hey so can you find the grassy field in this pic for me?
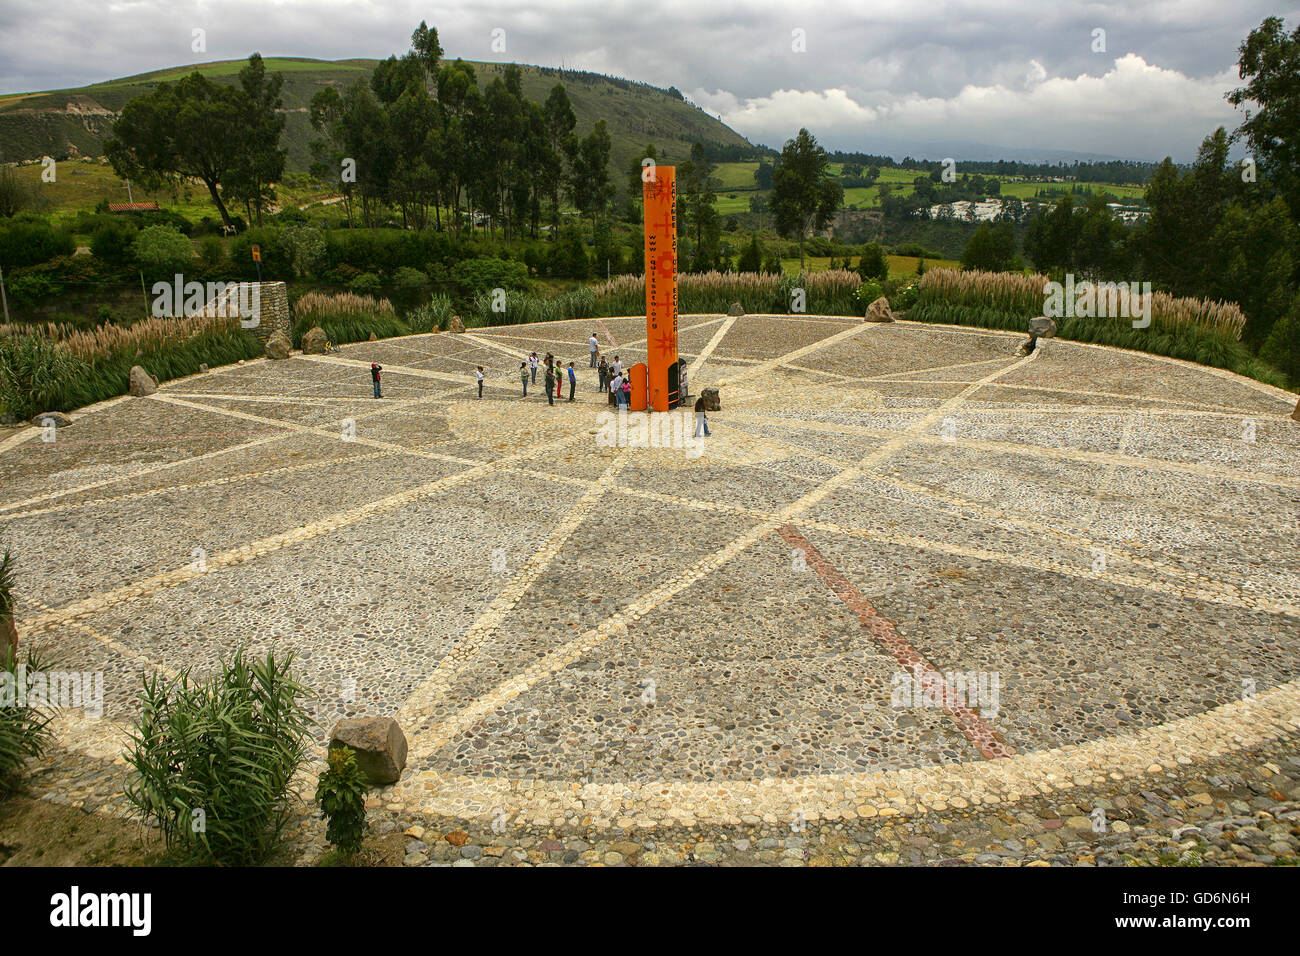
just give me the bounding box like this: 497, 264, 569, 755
996, 180, 1146, 200
9, 162, 342, 234
721, 159, 1146, 213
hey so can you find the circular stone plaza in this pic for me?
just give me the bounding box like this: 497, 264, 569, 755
3, 313, 1299, 866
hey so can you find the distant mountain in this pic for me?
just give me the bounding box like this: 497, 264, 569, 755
0, 57, 762, 190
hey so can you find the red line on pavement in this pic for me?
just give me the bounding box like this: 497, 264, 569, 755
776, 524, 1014, 760
595, 319, 619, 350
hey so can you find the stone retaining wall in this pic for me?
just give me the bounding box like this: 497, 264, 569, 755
200, 281, 291, 344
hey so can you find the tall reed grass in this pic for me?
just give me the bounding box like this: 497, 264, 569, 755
914, 269, 1248, 339
291, 291, 407, 346
910, 269, 1282, 386
0, 314, 262, 418
461, 270, 863, 326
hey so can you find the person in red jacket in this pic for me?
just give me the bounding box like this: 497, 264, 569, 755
370, 363, 382, 398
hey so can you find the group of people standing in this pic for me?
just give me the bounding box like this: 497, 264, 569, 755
459, 331, 709, 437
519, 351, 576, 406
598, 353, 633, 407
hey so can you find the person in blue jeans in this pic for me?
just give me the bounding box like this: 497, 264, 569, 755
694, 394, 711, 436
370, 363, 382, 398
520, 362, 529, 396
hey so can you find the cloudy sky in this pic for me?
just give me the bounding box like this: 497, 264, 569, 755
1, 0, 1293, 162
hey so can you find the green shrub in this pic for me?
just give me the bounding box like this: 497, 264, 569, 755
1, 317, 263, 417
393, 266, 430, 304
90, 221, 140, 268
284, 224, 327, 278
0, 643, 56, 795
125, 649, 313, 866
548, 227, 590, 279
407, 292, 456, 333
858, 243, 889, 281
737, 235, 762, 273
229, 228, 292, 280
0, 549, 13, 623
3, 269, 64, 306
893, 242, 946, 260
348, 272, 383, 297
197, 235, 226, 270
1260, 297, 1300, 388
452, 257, 529, 297
316, 747, 370, 856
0, 222, 75, 269
132, 224, 193, 277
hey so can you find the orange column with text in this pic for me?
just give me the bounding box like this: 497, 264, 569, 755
642, 165, 679, 412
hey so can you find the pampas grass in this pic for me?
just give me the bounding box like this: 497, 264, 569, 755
0, 314, 262, 418
291, 291, 407, 346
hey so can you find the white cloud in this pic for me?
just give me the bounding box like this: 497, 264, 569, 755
697, 54, 1243, 161
0, 0, 1283, 161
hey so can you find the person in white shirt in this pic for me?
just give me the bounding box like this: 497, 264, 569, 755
528, 352, 539, 384
613, 356, 623, 376
588, 334, 599, 367
610, 372, 623, 408
475, 366, 484, 399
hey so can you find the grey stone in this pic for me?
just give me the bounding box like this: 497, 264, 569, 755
302, 325, 328, 355
864, 296, 894, 323
264, 331, 292, 360
727, 302, 745, 317
449, 315, 465, 334
329, 716, 408, 785
31, 411, 73, 428
128, 365, 157, 397
1029, 316, 1057, 338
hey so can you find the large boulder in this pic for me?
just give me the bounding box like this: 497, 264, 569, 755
448, 315, 465, 334
727, 302, 745, 317
265, 331, 292, 360
31, 411, 72, 428
328, 716, 408, 786
301, 326, 328, 355
1029, 316, 1057, 338
128, 365, 157, 397
864, 296, 894, 323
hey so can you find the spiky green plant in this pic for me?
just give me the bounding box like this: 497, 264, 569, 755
125, 649, 314, 866
0, 645, 55, 794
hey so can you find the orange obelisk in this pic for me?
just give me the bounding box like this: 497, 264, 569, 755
641, 165, 680, 412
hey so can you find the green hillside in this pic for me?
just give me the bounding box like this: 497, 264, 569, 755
0, 56, 759, 189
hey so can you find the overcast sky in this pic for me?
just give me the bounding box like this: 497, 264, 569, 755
1, 1, 1294, 162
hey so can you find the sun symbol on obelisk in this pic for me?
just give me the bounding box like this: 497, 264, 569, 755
651, 329, 676, 354
655, 253, 676, 282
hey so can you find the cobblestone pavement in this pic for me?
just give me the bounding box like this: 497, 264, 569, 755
3, 315, 1297, 865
